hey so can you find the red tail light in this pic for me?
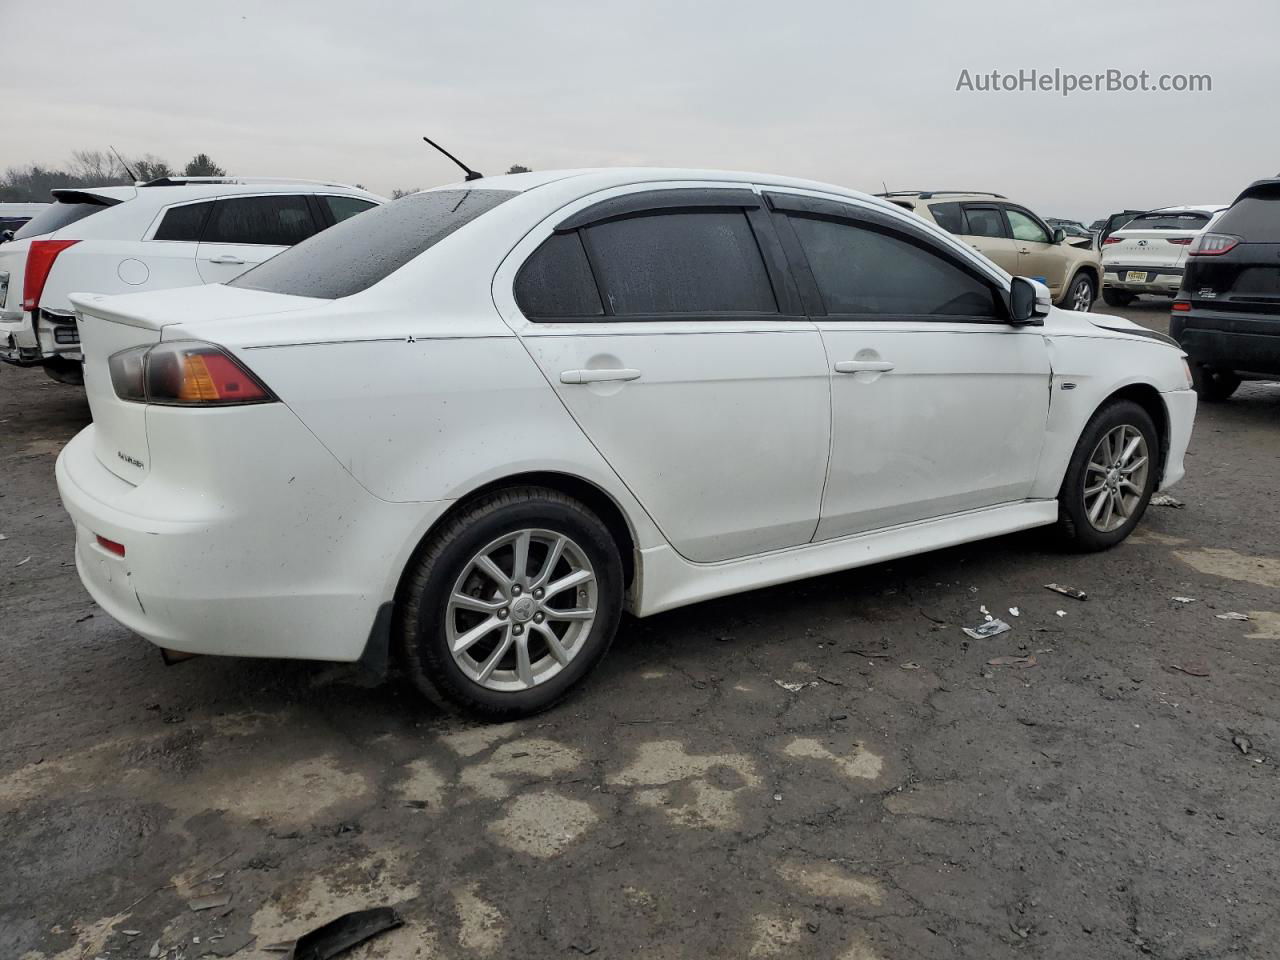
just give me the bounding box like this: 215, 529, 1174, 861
1166, 237, 1193, 245
1189, 233, 1240, 256
1172, 300, 1191, 312
22, 239, 80, 311
1102, 236, 1123, 245
107, 341, 276, 406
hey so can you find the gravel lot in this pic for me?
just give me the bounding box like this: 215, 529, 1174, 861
3, 300, 1278, 960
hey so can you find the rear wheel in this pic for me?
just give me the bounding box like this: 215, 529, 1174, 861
43, 358, 84, 385
1102, 289, 1135, 307
398, 486, 623, 719
1190, 363, 1240, 402
1056, 400, 1159, 551
1066, 273, 1096, 312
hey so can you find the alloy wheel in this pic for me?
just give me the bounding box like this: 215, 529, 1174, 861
1071, 278, 1094, 311
1083, 425, 1149, 532
446, 528, 598, 692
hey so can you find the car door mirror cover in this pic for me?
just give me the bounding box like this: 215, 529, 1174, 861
1052, 227, 1066, 244
1007, 276, 1049, 324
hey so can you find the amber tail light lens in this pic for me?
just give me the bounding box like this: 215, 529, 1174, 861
108, 341, 276, 406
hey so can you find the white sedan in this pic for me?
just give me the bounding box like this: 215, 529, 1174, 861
57, 168, 1197, 717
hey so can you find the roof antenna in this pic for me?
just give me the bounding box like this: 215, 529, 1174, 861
109, 145, 139, 183
882, 179, 889, 195
421, 135, 483, 181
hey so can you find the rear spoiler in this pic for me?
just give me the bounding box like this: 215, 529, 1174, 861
49, 190, 125, 207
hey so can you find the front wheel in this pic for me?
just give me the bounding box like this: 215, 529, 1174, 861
1065, 273, 1096, 312
1056, 400, 1159, 551
1102, 289, 1135, 308
398, 486, 624, 719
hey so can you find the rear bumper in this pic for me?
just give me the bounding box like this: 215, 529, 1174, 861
1, 312, 40, 364
55, 414, 448, 661
1159, 389, 1196, 491
1171, 310, 1280, 376
1103, 264, 1184, 295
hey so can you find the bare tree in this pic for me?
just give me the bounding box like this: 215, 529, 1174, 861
390, 187, 420, 199
68, 149, 128, 183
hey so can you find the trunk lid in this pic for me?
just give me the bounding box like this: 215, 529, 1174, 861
71, 284, 322, 484
1104, 227, 1204, 269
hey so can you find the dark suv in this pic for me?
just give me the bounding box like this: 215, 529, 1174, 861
1173, 180, 1280, 401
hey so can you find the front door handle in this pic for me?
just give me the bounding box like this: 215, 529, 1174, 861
835, 360, 895, 374
560, 368, 642, 385
207, 254, 245, 265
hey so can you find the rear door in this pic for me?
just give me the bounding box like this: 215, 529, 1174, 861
766, 192, 1051, 539
196, 194, 321, 283
139, 199, 210, 289
957, 203, 1020, 273
495, 186, 832, 563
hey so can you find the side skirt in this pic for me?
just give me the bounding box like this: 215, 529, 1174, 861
633, 500, 1058, 617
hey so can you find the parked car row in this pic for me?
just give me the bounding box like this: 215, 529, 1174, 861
0, 177, 383, 382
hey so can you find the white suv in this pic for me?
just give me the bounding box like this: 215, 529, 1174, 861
1100, 204, 1227, 306
0, 178, 384, 382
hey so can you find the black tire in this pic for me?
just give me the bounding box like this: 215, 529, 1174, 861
1065, 272, 1096, 312
1190, 363, 1240, 402
398, 486, 623, 719
43, 358, 84, 385
1056, 399, 1160, 551
1102, 289, 1135, 308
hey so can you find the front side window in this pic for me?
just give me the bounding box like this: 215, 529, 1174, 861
582, 210, 777, 315
787, 214, 996, 318
203, 195, 319, 246
962, 205, 1007, 239
323, 195, 378, 224
1006, 208, 1050, 243
154, 201, 213, 241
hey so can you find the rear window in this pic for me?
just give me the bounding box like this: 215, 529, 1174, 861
928, 202, 965, 233
1215, 189, 1280, 242
1126, 212, 1211, 230
231, 188, 516, 299
13, 197, 118, 240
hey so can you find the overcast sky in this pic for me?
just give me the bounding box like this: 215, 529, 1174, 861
5, 0, 1276, 220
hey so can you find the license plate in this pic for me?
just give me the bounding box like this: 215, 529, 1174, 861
1125, 271, 1148, 283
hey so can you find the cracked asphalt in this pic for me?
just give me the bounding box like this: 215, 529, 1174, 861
2, 300, 1279, 960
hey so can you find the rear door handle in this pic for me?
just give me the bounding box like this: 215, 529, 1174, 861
560, 368, 642, 385
834, 360, 895, 374
207, 254, 245, 265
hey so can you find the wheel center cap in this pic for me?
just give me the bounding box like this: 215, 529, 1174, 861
511, 596, 537, 623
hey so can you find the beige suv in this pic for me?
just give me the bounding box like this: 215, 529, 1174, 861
877, 191, 1102, 311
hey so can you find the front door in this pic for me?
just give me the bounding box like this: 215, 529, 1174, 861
1005, 205, 1067, 297
766, 193, 1052, 540
496, 189, 832, 563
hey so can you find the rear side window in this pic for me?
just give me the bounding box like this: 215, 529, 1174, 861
1126, 212, 1211, 230
962, 206, 1007, 239
323, 195, 378, 223
154, 201, 213, 241
14, 198, 117, 240
1215, 190, 1280, 242
582, 210, 777, 315
230, 189, 516, 299
515, 233, 604, 318
788, 214, 996, 318
203, 195, 319, 246
928, 202, 965, 233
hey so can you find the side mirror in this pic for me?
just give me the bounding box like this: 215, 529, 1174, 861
1008, 276, 1051, 324
1052, 227, 1066, 244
